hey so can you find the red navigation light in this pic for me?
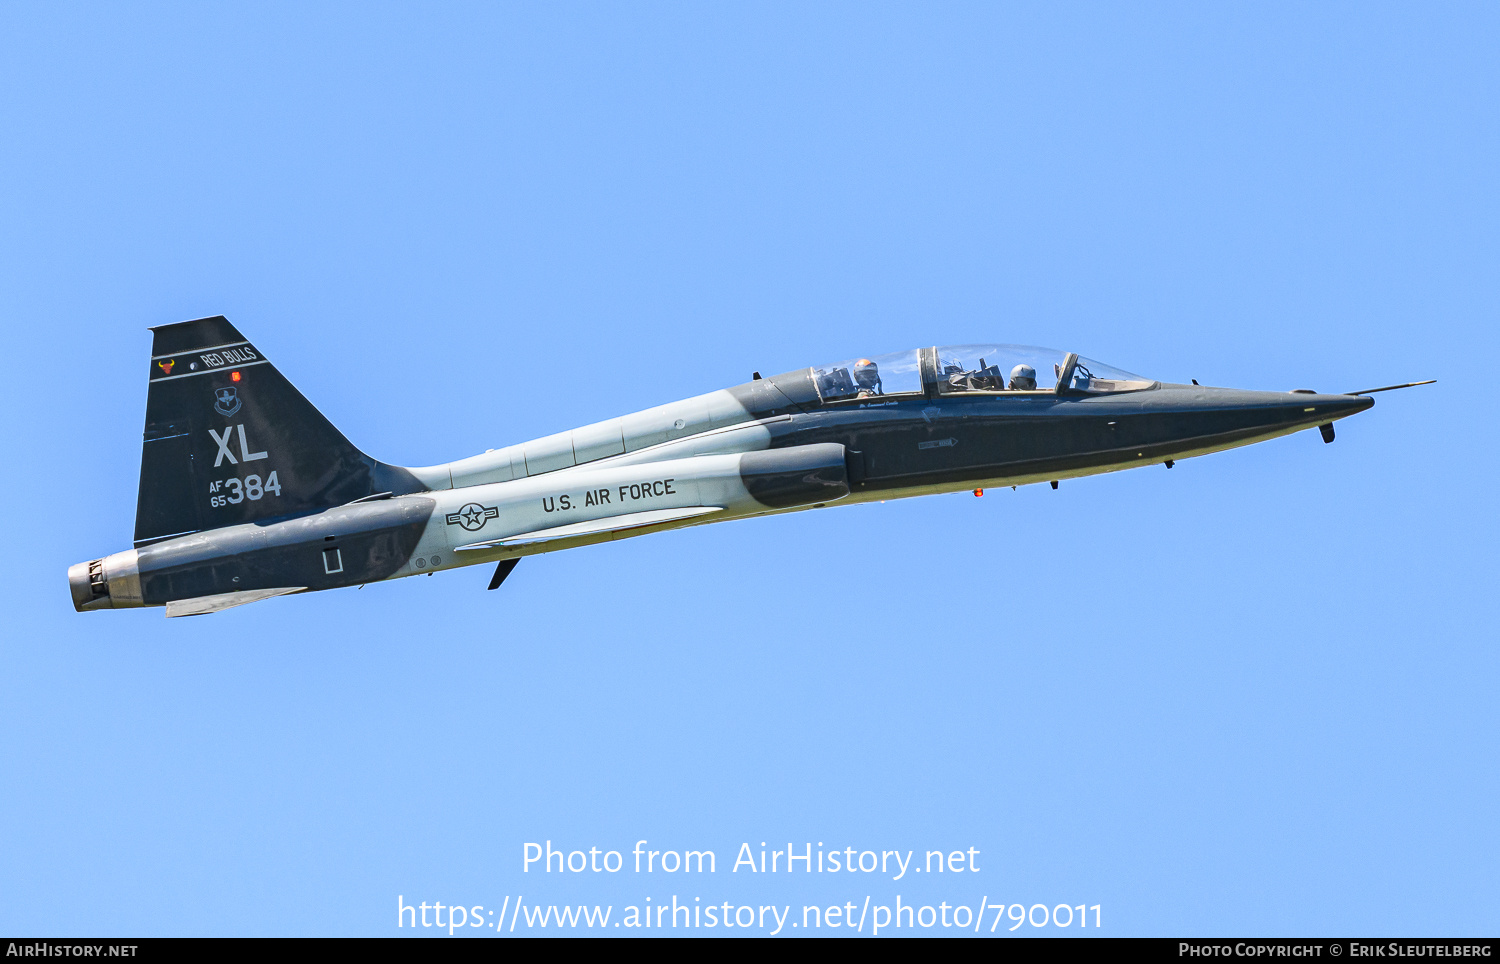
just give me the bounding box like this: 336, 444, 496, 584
973, 489, 984, 497
231, 371, 241, 382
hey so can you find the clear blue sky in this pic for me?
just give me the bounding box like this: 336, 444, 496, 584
2, 1, 1495, 937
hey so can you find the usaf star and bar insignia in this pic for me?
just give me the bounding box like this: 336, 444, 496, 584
446, 503, 500, 531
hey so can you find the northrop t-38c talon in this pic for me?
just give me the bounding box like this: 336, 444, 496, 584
69, 316, 1433, 616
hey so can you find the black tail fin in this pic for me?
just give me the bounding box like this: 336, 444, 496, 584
135, 316, 421, 547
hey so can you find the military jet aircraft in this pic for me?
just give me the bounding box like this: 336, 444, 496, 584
69, 316, 1431, 616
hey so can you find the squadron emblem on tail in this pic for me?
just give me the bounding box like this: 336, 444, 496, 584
214, 386, 241, 417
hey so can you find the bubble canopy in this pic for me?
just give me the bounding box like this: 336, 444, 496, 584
807, 345, 1155, 402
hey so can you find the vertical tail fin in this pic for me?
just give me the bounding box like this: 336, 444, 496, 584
135, 316, 421, 547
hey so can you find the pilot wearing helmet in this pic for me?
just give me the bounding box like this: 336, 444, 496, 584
1008, 364, 1037, 391
854, 358, 882, 397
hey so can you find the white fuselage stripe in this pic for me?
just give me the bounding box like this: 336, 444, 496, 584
134, 528, 201, 546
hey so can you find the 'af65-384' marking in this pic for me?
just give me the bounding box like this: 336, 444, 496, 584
209, 472, 282, 508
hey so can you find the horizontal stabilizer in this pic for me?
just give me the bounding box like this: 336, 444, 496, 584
456, 507, 724, 550
164, 586, 304, 617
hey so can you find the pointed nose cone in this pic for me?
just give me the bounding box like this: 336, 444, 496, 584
1294, 391, 1374, 423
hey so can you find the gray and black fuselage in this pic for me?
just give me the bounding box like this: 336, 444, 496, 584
70, 318, 1376, 616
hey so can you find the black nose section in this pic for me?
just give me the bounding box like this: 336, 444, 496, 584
1140, 385, 1377, 447
1314, 393, 1375, 420
1305, 394, 1371, 444
1228, 389, 1370, 423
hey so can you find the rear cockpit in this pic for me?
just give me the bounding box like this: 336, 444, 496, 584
812, 349, 923, 401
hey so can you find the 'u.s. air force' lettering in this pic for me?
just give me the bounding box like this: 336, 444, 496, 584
210, 424, 269, 467
446, 503, 500, 531
541, 479, 677, 514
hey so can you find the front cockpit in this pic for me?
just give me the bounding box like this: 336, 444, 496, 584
804, 345, 1157, 404
935, 345, 1157, 395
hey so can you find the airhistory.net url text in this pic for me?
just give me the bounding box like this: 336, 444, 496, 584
397, 895, 1101, 935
